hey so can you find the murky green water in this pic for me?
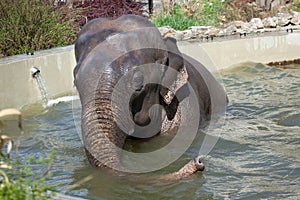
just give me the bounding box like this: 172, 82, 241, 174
2, 63, 299, 199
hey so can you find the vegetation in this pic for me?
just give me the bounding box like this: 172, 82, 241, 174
294, 0, 300, 12
0, 108, 55, 199
0, 0, 298, 56
150, 0, 299, 30
151, 0, 226, 30
70, 0, 145, 27
0, 0, 79, 56
0, 0, 146, 57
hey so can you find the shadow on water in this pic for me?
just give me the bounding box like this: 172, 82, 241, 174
2, 63, 299, 199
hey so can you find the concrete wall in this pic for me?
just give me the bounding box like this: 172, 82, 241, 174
178, 33, 300, 71
0, 46, 76, 109
1, 33, 300, 109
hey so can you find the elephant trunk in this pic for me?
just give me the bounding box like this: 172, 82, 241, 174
80, 71, 127, 170
174, 157, 205, 178
162, 158, 205, 181
78, 70, 205, 179
142, 157, 205, 182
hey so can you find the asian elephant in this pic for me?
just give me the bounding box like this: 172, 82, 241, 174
74, 15, 227, 180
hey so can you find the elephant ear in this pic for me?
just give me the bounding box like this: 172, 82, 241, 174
161, 37, 189, 105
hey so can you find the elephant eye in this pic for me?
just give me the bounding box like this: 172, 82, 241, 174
132, 71, 144, 91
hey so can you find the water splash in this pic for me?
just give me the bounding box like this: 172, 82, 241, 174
47, 96, 79, 107
31, 67, 79, 108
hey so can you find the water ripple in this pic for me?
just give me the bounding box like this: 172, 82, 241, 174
6, 63, 299, 199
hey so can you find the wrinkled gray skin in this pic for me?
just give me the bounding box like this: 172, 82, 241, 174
74, 15, 227, 179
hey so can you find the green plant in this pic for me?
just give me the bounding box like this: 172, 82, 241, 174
0, 0, 79, 56
294, 0, 300, 12
151, 0, 226, 30
151, 12, 202, 30
0, 108, 55, 199
200, 0, 225, 26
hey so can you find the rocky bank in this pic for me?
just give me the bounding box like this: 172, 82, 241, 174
158, 11, 300, 41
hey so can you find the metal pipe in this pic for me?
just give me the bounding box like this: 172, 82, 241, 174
31, 66, 40, 78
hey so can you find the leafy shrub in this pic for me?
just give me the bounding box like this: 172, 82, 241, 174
0, 153, 56, 200
69, 0, 146, 27
0, 0, 78, 56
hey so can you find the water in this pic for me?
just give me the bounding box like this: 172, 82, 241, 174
2, 63, 299, 199
33, 71, 79, 107
33, 73, 50, 107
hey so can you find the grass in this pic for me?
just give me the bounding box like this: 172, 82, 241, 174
150, 0, 226, 30
294, 0, 300, 12
151, 12, 203, 30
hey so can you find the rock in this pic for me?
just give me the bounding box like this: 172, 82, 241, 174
223, 23, 237, 35
272, 16, 279, 25
250, 18, 264, 29
158, 26, 175, 37
205, 28, 220, 36
156, 10, 298, 41
240, 22, 252, 33
217, 29, 226, 37
233, 20, 244, 29
291, 12, 300, 25
181, 29, 194, 40
189, 26, 212, 36
174, 31, 184, 40
262, 17, 277, 28
276, 13, 292, 26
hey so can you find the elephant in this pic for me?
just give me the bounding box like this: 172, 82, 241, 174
74, 15, 227, 180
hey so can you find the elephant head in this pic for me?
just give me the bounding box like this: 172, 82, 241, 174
74, 15, 208, 178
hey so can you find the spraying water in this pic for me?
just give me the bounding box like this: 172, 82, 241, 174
31, 66, 79, 107
31, 67, 50, 107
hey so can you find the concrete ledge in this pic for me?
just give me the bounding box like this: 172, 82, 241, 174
0, 46, 75, 109
1, 33, 300, 109
178, 32, 300, 71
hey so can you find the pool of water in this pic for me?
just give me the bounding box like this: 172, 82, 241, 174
2, 62, 299, 199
